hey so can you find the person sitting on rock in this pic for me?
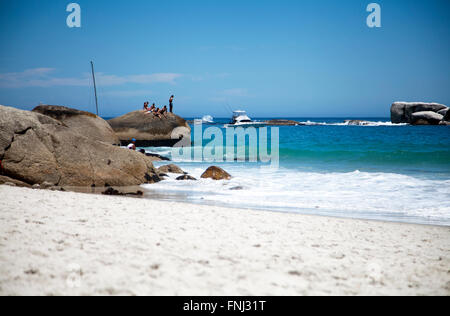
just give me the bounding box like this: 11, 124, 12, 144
127, 138, 136, 150
153, 107, 162, 119
160, 105, 168, 118
143, 102, 149, 112
146, 103, 155, 114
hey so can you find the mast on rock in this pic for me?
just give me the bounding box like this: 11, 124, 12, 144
90, 61, 99, 116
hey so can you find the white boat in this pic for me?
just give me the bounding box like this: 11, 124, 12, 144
202, 115, 214, 123
193, 115, 214, 125
231, 110, 252, 124
226, 110, 266, 127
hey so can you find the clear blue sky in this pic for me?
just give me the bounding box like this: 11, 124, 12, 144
0, 0, 449, 118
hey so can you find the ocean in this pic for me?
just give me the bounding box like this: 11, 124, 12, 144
136, 117, 450, 226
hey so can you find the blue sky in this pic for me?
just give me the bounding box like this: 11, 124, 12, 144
0, 0, 449, 118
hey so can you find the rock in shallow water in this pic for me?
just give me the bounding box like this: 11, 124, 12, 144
344, 120, 372, 126
201, 166, 232, 180
102, 187, 144, 196
176, 175, 197, 181
157, 164, 186, 174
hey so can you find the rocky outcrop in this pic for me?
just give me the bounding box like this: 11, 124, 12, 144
410, 111, 444, 125
391, 102, 448, 124
107, 111, 191, 147
0, 105, 161, 187
200, 166, 232, 180
390, 103, 407, 123
264, 119, 301, 126
157, 164, 186, 174
33, 105, 120, 145
344, 120, 372, 126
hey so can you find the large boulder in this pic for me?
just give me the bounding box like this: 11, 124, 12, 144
107, 111, 191, 147
410, 111, 444, 125
390, 102, 407, 123
391, 102, 447, 123
33, 105, 120, 145
200, 166, 232, 180
0, 105, 161, 187
157, 164, 186, 174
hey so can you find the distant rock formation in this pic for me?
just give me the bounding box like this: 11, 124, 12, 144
108, 111, 191, 147
438, 108, 449, 117
445, 108, 450, 122
344, 120, 372, 126
33, 105, 120, 145
391, 102, 448, 125
0, 105, 161, 187
264, 119, 302, 126
410, 111, 444, 125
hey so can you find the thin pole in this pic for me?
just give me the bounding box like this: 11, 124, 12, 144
90, 61, 99, 116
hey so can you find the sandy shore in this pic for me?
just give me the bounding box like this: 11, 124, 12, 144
0, 185, 449, 296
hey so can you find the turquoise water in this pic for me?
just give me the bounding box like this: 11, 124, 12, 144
277, 122, 450, 176
139, 118, 450, 226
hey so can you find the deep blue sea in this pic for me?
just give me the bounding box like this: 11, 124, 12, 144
120, 116, 450, 226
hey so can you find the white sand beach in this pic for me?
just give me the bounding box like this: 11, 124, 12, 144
0, 185, 449, 296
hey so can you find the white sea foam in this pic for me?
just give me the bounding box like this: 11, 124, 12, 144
143, 163, 450, 226
296, 121, 408, 126
213, 121, 408, 127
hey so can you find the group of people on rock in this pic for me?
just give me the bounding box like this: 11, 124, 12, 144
143, 95, 174, 119
128, 95, 176, 150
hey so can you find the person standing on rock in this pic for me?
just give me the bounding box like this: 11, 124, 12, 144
169, 95, 174, 113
